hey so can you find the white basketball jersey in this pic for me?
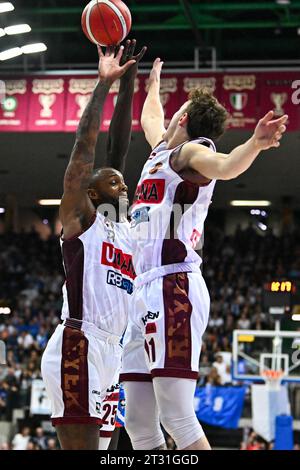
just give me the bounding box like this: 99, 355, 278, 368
130, 138, 216, 276
60, 212, 134, 336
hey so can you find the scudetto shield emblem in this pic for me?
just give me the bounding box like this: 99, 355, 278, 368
230, 93, 248, 111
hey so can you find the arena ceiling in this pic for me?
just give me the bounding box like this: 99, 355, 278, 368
0, 0, 300, 69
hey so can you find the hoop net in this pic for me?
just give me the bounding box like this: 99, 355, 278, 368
261, 370, 284, 390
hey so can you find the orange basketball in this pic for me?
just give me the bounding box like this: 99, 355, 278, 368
81, 0, 132, 46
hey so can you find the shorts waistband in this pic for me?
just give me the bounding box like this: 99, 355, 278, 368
62, 318, 121, 345
134, 263, 201, 287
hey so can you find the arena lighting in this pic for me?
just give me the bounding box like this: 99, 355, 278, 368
0, 46, 21, 61
0, 3, 14, 14
4, 24, 31, 35
276, 0, 290, 5
292, 314, 300, 321
0, 208, 5, 213
258, 222, 268, 231
38, 199, 61, 206
230, 200, 271, 207
0, 307, 11, 314
21, 43, 47, 54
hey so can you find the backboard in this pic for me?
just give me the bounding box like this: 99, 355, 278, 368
232, 329, 300, 383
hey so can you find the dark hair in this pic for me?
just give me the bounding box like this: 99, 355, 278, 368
186, 88, 228, 141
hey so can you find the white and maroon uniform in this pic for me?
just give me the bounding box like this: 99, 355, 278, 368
121, 138, 216, 382
41, 212, 134, 425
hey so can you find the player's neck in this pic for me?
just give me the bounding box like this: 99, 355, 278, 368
166, 130, 188, 150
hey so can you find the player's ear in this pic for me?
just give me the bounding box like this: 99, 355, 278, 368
87, 188, 98, 200
179, 112, 188, 127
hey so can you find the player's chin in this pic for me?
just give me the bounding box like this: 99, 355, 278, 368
118, 192, 129, 202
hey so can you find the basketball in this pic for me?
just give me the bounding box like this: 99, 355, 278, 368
81, 0, 132, 46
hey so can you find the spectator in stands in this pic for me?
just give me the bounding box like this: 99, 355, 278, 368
237, 310, 251, 330
3, 367, 19, 420
1, 223, 300, 449
0, 442, 10, 450
0, 380, 7, 419
46, 437, 58, 450
11, 426, 31, 450
212, 354, 231, 385
32, 426, 47, 450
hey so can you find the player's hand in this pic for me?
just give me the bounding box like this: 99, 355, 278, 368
120, 39, 147, 82
148, 58, 164, 86
97, 45, 136, 84
253, 111, 288, 150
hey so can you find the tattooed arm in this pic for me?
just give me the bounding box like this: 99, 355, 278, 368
105, 40, 146, 173
59, 45, 136, 239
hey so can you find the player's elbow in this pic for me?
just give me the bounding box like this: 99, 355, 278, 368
215, 160, 241, 181
141, 115, 156, 131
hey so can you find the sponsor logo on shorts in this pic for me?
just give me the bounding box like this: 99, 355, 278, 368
106, 270, 133, 295
145, 322, 157, 334
142, 310, 160, 326
106, 383, 120, 394
61, 329, 89, 416
92, 390, 101, 395
96, 402, 101, 414
130, 206, 150, 228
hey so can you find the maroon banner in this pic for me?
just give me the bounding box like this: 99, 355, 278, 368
181, 74, 219, 101
0, 78, 29, 131
27, 78, 66, 132
260, 72, 300, 132
220, 73, 259, 129
64, 76, 96, 132
0, 71, 299, 133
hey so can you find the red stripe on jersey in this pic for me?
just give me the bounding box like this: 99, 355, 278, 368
62, 238, 84, 320
119, 373, 152, 382
52, 416, 102, 426
163, 273, 193, 370
99, 430, 113, 438
61, 327, 90, 419
151, 368, 199, 380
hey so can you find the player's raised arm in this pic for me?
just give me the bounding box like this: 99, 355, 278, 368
106, 40, 146, 173
60, 45, 136, 237
141, 58, 166, 149
183, 111, 288, 181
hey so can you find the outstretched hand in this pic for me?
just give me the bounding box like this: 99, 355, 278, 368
120, 39, 147, 81
148, 58, 164, 86
254, 111, 288, 151
97, 45, 136, 84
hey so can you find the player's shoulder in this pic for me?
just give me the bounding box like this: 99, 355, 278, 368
181, 141, 214, 159
152, 140, 168, 153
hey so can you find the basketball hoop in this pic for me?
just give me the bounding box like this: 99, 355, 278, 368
261, 369, 284, 390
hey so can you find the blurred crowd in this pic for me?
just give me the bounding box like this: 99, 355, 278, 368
0, 222, 299, 449
199, 223, 300, 386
